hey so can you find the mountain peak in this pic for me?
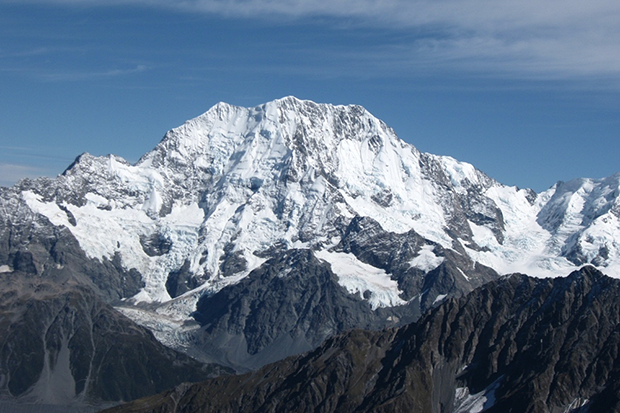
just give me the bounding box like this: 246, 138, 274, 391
138, 96, 406, 198
151, 96, 383, 157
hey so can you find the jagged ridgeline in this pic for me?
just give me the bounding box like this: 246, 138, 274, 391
1, 97, 620, 409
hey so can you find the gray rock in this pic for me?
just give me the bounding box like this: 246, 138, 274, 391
193, 249, 413, 371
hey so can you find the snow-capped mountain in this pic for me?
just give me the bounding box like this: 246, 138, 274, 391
3, 96, 620, 371
17, 97, 620, 299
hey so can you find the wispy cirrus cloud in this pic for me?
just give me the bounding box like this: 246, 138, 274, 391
38, 64, 148, 81
2, 0, 619, 83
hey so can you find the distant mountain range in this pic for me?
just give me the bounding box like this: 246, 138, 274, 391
1, 97, 619, 410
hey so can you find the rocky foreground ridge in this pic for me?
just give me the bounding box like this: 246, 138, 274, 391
106, 266, 620, 413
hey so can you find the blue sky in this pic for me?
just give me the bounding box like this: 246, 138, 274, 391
1, 0, 619, 191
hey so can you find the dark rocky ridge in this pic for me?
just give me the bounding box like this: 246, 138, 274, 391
0, 187, 144, 302
106, 267, 620, 413
334, 216, 497, 307
192, 249, 413, 371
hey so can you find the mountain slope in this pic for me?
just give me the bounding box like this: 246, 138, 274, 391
105, 266, 620, 413
189, 219, 498, 371
0, 278, 225, 406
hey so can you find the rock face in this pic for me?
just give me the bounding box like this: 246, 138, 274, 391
193, 248, 413, 370
105, 267, 620, 413
0, 278, 224, 405
191, 220, 498, 371
332, 216, 498, 309
0, 186, 144, 302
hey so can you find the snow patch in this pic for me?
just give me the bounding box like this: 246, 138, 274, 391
22, 191, 71, 228
409, 245, 444, 272
563, 398, 589, 411
116, 304, 201, 351
453, 378, 501, 413
433, 294, 447, 305
457, 267, 470, 281
469, 221, 499, 250
315, 250, 406, 310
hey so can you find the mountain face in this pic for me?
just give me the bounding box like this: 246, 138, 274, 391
190, 218, 498, 371
2, 97, 620, 403
104, 267, 620, 413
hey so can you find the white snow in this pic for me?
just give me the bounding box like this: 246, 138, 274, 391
438, 155, 481, 193
433, 294, 447, 305
457, 267, 470, 280
116, 303, 201, 350
563, 398, 589, 411
453, 379, 501, 413
409, 245, 444, 272
315, 250, 407, 310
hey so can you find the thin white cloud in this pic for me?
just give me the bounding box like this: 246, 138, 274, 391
2, 0, 620, 82
38, 64, 148, 81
